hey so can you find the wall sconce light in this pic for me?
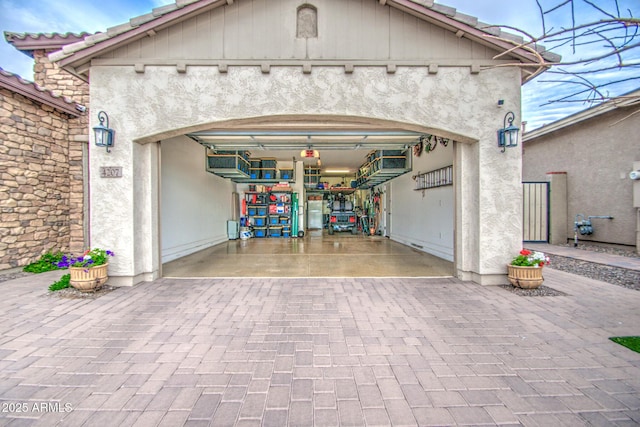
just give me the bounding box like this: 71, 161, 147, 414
93, 111, 115, 153
497, 111, 519, 153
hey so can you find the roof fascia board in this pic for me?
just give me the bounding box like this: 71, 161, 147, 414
388, 0, 544, 65
4, 32, 89, 57
56, 0, 227, 69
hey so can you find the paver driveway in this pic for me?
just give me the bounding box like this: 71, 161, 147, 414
1, 269, 639, 426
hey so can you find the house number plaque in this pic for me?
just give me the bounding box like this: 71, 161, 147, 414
99, 166, 123, 178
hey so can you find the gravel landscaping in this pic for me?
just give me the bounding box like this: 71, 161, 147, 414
49, 284, 118, 299
549, 243, 640, 291
499, 284, 568, 296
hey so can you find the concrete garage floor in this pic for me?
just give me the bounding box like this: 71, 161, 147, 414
163, 231, 454, 278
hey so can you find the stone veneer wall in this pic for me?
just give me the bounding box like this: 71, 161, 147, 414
34, 50, 88, 254
0, 87, 72, 269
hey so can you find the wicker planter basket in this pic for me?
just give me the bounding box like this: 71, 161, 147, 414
507, 264, 544, 289
69, 263, 109, 292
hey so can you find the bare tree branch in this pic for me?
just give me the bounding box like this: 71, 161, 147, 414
482, 0, 639, 107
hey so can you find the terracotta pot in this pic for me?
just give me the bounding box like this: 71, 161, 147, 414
69, 263, 109, 292
507, 264, 544, 289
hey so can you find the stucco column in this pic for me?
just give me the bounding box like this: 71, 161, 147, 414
547, 172, 568, 244
89, 69, 160, 286
455, 85, 523, 284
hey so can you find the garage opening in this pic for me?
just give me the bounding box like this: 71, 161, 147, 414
159, 118, 455, 278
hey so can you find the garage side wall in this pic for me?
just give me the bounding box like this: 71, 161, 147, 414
161, 136, 235, 263
391, 143, 454, 261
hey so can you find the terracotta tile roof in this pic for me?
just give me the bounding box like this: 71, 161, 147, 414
0, 67, 84, 117
4, 32, 92, 58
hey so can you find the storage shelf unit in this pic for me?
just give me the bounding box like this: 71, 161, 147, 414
245, 188, 294, 237
304, 166, 321, 189
356, 150, 411, 189
307, 187, 357, 195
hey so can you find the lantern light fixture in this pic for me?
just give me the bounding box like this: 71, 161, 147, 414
497, 111, 519, 153
93, 111, 115, 153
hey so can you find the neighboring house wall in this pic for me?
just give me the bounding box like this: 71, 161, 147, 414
33, 50, 88, 253
0, 87, 71, 269
523, 106, 640, 247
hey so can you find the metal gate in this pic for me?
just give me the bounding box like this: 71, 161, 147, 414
523, 182, 549, 242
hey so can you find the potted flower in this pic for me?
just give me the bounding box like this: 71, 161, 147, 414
57, 248, 114, 292
507, 249, 549, 289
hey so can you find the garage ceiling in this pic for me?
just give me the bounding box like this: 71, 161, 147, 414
187, 129, 424, 175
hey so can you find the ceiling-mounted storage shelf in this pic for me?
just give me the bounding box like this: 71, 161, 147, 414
205, 149, 295, 183
355, 149, 412, 189
206, 150, 251, 179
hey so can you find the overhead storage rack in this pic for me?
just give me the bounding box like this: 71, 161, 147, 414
206, 149, 251, 179
205, 149, 295, 183
356, 149, 411, 188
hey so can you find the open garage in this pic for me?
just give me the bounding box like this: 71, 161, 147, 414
49, 0, 554, 286
160, 123, 456, 278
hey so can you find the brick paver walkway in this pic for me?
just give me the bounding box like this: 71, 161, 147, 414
1, 269, 639, 426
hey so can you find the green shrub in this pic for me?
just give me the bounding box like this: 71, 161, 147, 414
23, 251, 65, 273
49, 274, 71, 292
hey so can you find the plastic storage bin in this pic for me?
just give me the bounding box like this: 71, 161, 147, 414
279, 169, 293, 179
261, 169, 277, 179
261, 158, 277, 169
254, 227, 267, 237
269, 226, 282, 237
254, 216, 267, 227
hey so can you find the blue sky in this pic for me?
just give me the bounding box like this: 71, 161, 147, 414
1, 0, 638, 131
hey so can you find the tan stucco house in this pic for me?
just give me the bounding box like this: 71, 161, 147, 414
2, 0, 560, 285
523, 89, 640, 252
